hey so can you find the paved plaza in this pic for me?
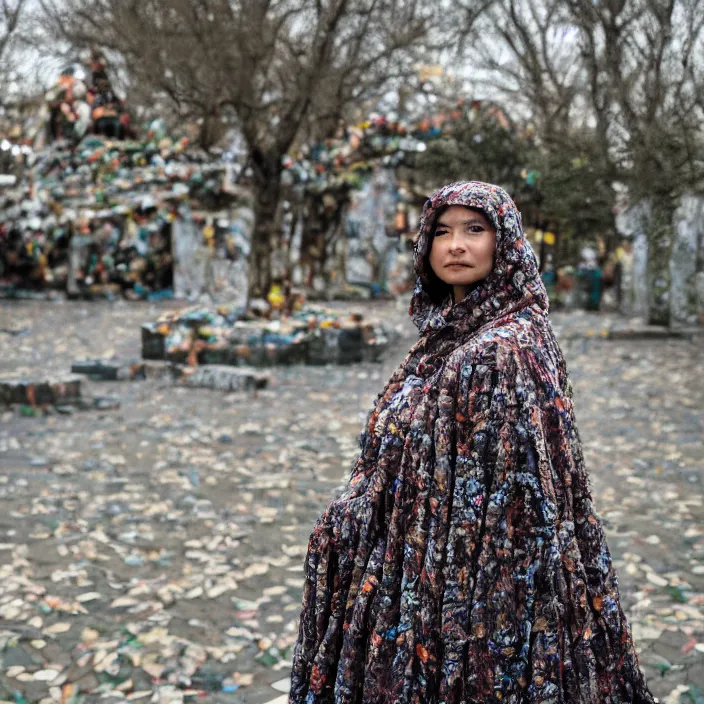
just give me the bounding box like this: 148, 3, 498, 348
1, 299, 703, 703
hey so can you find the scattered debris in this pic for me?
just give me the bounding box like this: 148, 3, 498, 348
0, 302, 702, 703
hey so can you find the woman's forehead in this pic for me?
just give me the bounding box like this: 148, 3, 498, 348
435, 205, 493, 226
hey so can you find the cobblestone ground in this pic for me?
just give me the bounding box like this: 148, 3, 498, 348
0, 299, 703, 704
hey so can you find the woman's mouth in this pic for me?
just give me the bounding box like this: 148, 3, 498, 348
445, 263, 472, 268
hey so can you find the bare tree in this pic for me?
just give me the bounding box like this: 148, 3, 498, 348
568, 0, 704, 195
0, 0, 29, 101
455, 0, 704, 324
40, 0, 462, 297
568, 0, 704, 324
0, 0, 26, 61
462, 0, 585, 144
455, 0, 620, 261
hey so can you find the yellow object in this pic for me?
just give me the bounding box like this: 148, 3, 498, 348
267, 284, 285, 309
417, 64, 444, 82
543, 232, 555, 246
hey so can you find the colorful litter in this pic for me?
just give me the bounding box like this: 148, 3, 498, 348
141, 304, 393, 367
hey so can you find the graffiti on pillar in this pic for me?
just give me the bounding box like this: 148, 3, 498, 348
615, 199, 651, 318
172, 210, 207, 300
671, 194, 703, 325
173, 205, 252, 306
344, 169, 398, 293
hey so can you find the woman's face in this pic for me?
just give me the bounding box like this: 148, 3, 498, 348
428, 205, 497, 301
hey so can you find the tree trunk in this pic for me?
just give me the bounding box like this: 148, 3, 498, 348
670, 194, 703, 326
198, 109, 226, 152
321, 206, 345, 288
646, 200, 674, 326
249, 177, 282, 300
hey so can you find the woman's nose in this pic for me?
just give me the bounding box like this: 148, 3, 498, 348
448, 234, 465, 252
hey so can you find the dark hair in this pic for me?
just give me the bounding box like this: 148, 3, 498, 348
423, 256, 452, 305
421, 205, 452, 304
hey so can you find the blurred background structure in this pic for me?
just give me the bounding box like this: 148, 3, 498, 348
1, 2, 704, 703
0, 0, 702, 326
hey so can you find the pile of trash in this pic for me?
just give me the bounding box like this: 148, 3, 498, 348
279, 99, 524, 193
141, 304, 393, 367
1, 56, 245, 299
0, 129, 247, 299
2, 57, 529, 301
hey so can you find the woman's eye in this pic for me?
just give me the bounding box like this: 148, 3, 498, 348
435, 229, 449, 236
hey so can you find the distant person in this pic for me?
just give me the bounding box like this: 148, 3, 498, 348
45, 67, 79, 142
90, 71, 124, 138
290, 181, 655, 702
578, 246, 603, 312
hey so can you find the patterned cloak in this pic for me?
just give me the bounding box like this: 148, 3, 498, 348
290, 182, 656, 703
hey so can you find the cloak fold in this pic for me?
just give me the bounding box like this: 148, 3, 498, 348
290, 182, 655, 704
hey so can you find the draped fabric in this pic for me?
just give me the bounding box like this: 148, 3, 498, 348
290, 182, 656, 703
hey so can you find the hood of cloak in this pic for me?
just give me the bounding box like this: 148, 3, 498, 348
290, 182, 655, 704
410, 180, 548, 336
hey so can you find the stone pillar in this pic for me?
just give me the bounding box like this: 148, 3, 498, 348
615, 192, 704, 328
227, 205, 254, 310
172, 207, 207, 300
66, 234, 91, 297
646, 201, 674, 326
615, 199, 651, 318
670, 194, 703, 326
697, 272, 704, 325
632, 231, 649, 319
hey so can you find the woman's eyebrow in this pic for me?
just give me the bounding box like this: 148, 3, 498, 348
436, 218, 487, 227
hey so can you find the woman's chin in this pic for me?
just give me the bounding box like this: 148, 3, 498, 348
440, 275, 481, 287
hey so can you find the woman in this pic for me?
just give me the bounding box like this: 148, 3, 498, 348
290, 182, 655, 703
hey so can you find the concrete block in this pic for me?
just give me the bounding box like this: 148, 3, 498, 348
71, 360, 146, 381
176, 365, 269, 392
0, 375, 82, 406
